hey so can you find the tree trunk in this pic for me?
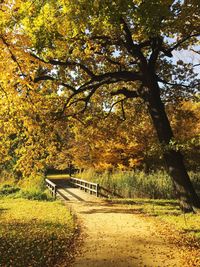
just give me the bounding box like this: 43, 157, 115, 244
145, 80, 200, 212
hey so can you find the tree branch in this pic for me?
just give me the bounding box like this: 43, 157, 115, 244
95, 51, 124, 70
58, 87, 97, 118
111, 87, 139, 98
1, 36, 25, 75
191, 49, 200, 55
34, 75, 76, 92
149, 37, 163, 68
91, 35, 121, 46
166, 33, 200, 55
190, 49, 200, 67
57, 68, 142, 116
30, 53, 95, 78
120, 17, 147, 64
158, 78, 200, 89
103, 98, 127, 119
121, 100, 126, 120
120, 17, 135, 51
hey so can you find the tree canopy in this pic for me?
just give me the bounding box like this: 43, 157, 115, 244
1, 0, 199, 106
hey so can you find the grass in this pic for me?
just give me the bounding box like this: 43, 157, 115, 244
107, 198, 200, 241
77, 169, 200, 199
0, 198, 77, 267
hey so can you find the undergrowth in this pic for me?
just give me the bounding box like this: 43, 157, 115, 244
0, 174, 53, 201
77, 169, 200, 199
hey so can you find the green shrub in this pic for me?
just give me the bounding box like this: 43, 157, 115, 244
0, 175, 53, 201
13, 174, 53, 201
18, 174, 46, 191
16, 189, 53, 201
0, 184, 20, 196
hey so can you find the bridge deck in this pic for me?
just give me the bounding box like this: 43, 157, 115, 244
49, 178, 99, 202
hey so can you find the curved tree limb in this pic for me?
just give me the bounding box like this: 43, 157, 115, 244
165, 33, 200, 55
111, 87, 139, 98
1, 36, 25, 76
30, 53, 95, 78
103, 98, 127, 119
158, 78, 200, 89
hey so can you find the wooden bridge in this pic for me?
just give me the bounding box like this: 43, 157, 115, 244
45, 176, 122, 201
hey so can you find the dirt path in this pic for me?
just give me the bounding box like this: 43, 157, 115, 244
47, 178, 197, 266
62, 192, 188, 267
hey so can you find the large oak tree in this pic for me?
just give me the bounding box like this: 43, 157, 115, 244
1, 0, 200, 211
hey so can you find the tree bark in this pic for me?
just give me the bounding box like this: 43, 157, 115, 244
144, 79, 200, 212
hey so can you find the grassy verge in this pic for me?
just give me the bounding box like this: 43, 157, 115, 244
107, 198, 200, 241
77, 169, 200, 199
0, 198, 77, 267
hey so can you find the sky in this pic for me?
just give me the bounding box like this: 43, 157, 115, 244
173, 48, 200, 78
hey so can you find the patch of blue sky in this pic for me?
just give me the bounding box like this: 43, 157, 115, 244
172, 48, 200, 78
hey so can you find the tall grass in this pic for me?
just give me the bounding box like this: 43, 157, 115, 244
77, 169, 200, 199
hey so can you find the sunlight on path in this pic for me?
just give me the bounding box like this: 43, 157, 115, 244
51, 178, 187, 267
67, 199, 183, 267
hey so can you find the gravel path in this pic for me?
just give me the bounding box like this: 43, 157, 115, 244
63, 193, 185, 267
48, 178, 195, 267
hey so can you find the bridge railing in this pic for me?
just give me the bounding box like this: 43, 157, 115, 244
46, 176, 122, 199
45, 179, 57, 199
69, 177, 99, 197
97, 185, 123, 198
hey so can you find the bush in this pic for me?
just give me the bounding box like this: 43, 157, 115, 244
13, 174, 53, 201
0, 184, 20, 196
18, 174, 46, 191
17, 189, 52, 201
190, 172, 200, 192
0, 174, 53, 201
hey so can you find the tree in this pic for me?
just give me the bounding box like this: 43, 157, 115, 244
68, 98, 199, 173
0, 31, 74, 179
168, 100, 200, 171
67, 98, 155, 171
1, 0, 200, 211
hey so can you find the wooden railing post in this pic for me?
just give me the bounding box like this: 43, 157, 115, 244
69, 177, 100, 197
96, 184, 99, 197
45, 179, 57, 200
53, 185, 57, 199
